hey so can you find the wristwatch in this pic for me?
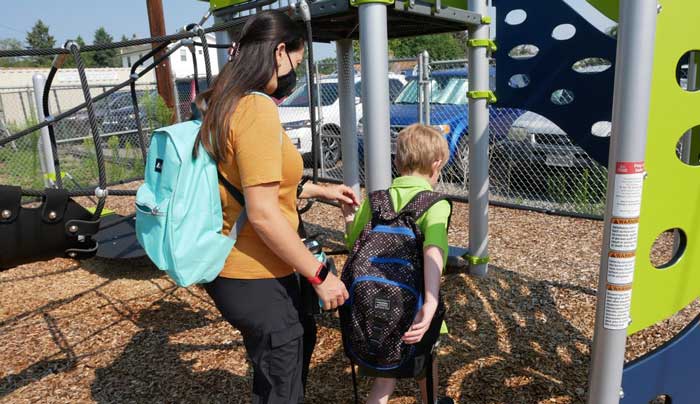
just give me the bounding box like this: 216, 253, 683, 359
307, 262, 329, 285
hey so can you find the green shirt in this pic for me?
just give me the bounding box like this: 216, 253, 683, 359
345, 176, 452, 268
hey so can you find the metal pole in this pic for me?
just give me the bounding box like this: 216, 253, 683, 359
418, 52, 424, 125
52, 89, 61, 114
172, 72, 182, 123
316, 61, 325, 176
146, 0, 176, 113
32, 74, 56, 188
587, 1, 658, 403
467, 0, 490, 277
422, 50, 431, 126
359, 2, 392, 192
336, 39, 360, 198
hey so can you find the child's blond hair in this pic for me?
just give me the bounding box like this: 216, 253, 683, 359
395, 124, 450, 176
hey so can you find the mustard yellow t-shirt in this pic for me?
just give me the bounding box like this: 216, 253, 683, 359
217, 93, 303, 279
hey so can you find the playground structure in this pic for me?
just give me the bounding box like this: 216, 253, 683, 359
0, 0, 698, 403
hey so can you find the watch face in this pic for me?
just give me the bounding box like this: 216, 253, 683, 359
319, 264, 330, 281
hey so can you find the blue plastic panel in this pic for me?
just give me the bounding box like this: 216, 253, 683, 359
494, 0, 617, 166
621, 315, 700, 403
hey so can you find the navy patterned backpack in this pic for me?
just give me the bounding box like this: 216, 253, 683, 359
339, 190, 450, 401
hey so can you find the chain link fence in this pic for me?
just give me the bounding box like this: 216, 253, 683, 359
0, 82, 159, 191
3, 52, 653, 217
297, 56, 614, 217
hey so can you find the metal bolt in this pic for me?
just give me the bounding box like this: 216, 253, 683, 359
620, 388, 625, 399
48, 211, 57, 220
68, 252, 77, 258
1, 209, 11, 219
657, 3, 662, 13
68, 225, 79, 233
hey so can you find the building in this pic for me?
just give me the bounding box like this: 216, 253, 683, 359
119, 32, 220, 79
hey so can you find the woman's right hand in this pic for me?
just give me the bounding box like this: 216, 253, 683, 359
313, 272, 349, 310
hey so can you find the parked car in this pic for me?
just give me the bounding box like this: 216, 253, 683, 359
279, 73, 407, 167
358, 67, 522, 184
494, 111, 610, 170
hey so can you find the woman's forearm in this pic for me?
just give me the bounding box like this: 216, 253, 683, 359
298, 182, 326, 200
248, 206, 322, 279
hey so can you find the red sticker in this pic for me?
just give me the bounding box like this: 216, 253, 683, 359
616, 162, 645, 174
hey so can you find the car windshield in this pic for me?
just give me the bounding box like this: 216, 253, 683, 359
393, 76, 468, 105
281, 82, 339, 107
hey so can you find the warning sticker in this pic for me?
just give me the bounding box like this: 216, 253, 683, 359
612, 162, 644, 218
610, 217, 640, 251
604, 284, 632, 330
607, 251, 636, 284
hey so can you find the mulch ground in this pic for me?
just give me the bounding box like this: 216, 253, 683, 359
1, 190, 698, 403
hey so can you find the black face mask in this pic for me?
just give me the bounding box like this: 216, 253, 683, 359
271, 52, 297, 99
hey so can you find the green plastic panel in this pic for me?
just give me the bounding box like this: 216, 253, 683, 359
628, 0, 700, 334
207, 0, 251, 10
586, 0, 619, 22
350, 0, 394, 6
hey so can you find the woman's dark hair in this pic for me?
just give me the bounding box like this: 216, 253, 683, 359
194, 10, 305, 161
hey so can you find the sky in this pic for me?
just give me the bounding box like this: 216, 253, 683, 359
1, 0, 614, 61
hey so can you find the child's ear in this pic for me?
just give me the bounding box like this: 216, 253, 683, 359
432, 160, 443, 174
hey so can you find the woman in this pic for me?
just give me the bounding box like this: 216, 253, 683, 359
195, 11, 356, 403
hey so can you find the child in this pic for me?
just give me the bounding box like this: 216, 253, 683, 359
341, 124, 453, 404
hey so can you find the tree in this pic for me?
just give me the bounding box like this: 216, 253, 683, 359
388, 33, 465, 61
353, 32, 467, 63
26, 19, 55, 66
317, 57, 337, 75
92, 27, 118, 67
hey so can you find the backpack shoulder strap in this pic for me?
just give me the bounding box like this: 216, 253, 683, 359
399, 191, 451, 225
368, 190, 397, 222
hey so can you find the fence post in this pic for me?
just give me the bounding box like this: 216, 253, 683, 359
422, 51, 431, 126
359, 1, 392, 192
586, 1, 658, 403
32, 74, 57, 188
172, 73, 182, 123
316, 61, 326, 177
336, 39, 361, 198
418, 52, 424, 124
467, 0, 490, 277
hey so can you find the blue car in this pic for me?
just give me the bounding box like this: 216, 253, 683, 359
358, 67, 523, 183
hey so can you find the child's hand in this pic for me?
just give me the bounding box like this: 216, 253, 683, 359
340, 201, 358, 223
402, 300, 438, 345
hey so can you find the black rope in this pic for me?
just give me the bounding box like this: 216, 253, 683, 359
21, 188, 137, 197
192, 41, 231, 49
188, 47, 201, 93
41, 66, 64, 189
68, 42, 106, 219
0, 18, 248, 58
189, 25, 213, 86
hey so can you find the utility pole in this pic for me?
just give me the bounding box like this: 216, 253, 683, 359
146, 0, 175, 116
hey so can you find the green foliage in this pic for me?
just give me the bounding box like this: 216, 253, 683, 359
92, 27, 119, 67
353, 33, 467, 63
1, 118, 44, 189
317, 57, 337, 75
26, 20, 55, 66
140, 92, 172, 129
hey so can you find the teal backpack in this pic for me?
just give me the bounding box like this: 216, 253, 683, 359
135, 118, 246, 287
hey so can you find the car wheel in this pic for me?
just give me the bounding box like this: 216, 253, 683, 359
321, 126, 341, 168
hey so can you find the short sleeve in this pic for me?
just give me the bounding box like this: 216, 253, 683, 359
421, 200, 451, 259
234, 95, 284, 188
345, 199, 371, 250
